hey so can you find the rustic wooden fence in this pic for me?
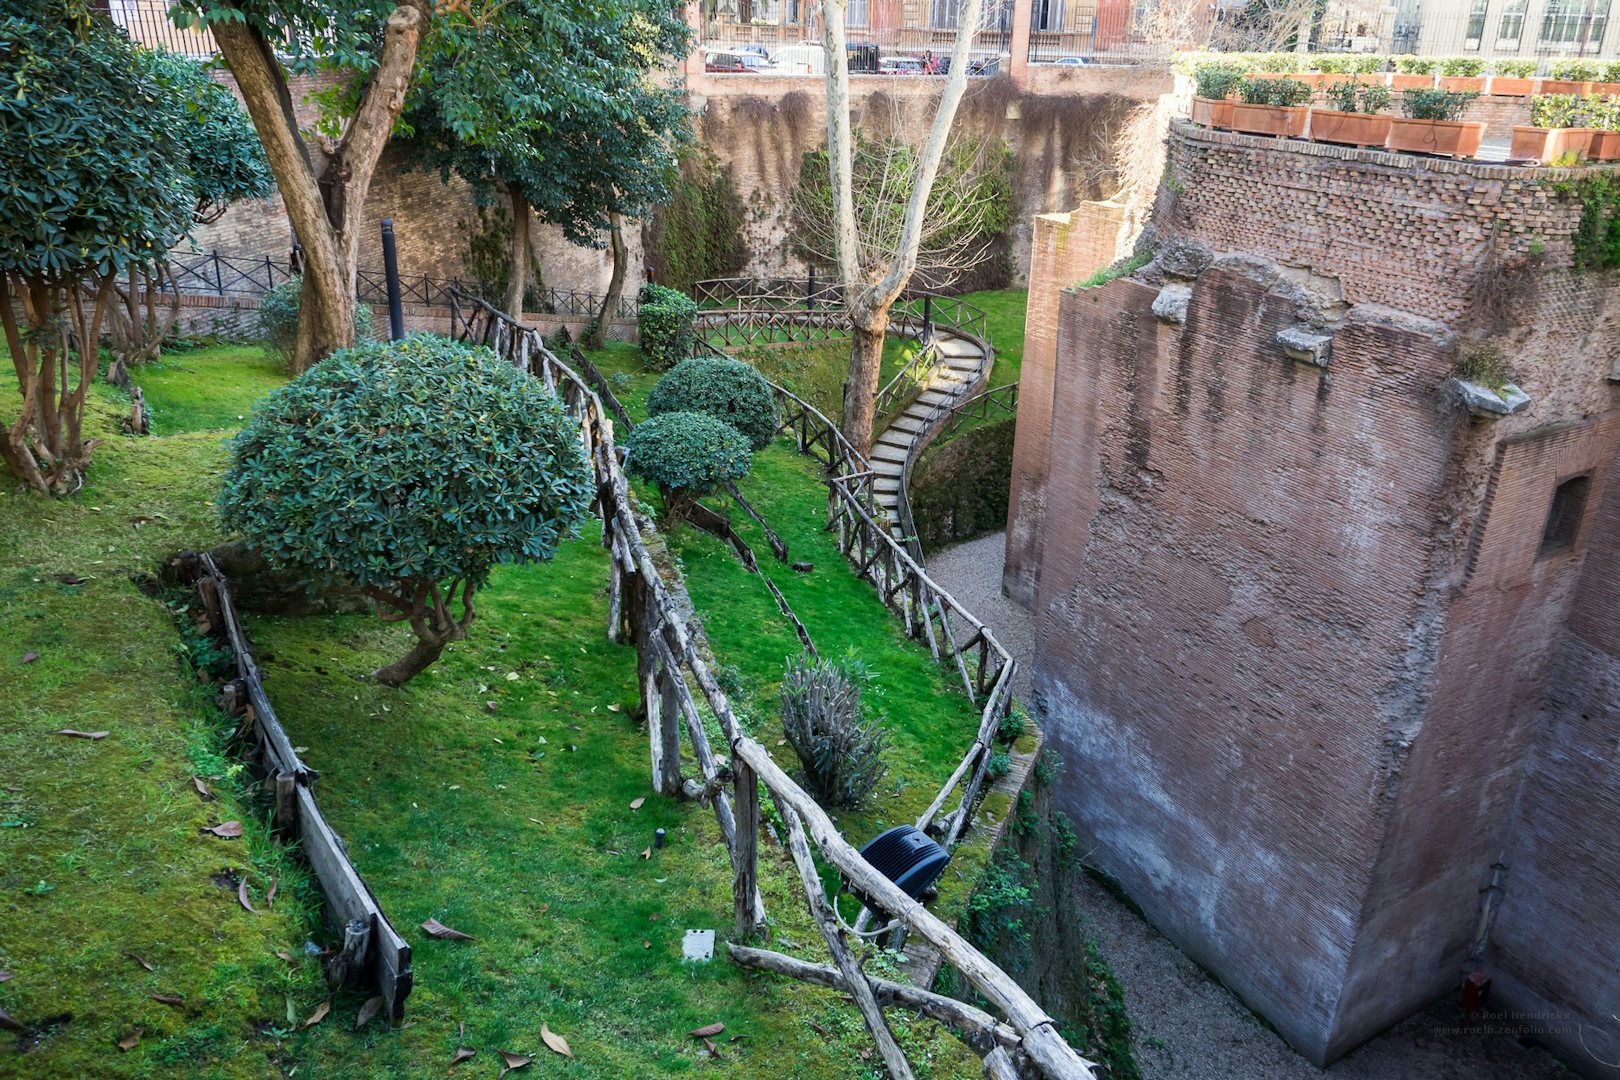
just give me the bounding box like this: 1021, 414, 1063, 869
178, 552, 413, 1021
894, 380, 1022, 565
449, 291, 1095, 1078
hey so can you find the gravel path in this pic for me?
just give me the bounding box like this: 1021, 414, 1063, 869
929, 531, 1574, 1080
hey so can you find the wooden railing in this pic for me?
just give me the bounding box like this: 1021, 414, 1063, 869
895, 380, 1021, 562
177, 553, 413, 1021
692, 276, 991, 345
448, 289, 1096, 1079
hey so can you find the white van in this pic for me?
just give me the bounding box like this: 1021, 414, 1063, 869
772, 44, 826, 75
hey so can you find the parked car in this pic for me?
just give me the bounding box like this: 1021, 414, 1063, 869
704, 50, 751, 73
1053, 56, 1093, 66
773, 43, 826, 75
879, 56, 924, 76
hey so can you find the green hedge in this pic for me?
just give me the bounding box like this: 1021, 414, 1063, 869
908, 419, 1015, 554
637, 283, 697, 370
624, 410, 752, 496
648, 356, 779, 451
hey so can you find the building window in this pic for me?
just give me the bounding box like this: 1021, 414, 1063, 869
1466, 0, 1489, 47
932, 0, 961, 28
1031, 0, 1066, 32
847, 0, 868, 26
1540, 474, 1592, 556
1540, 0, 1609, 44
1499, 0, 1527, 42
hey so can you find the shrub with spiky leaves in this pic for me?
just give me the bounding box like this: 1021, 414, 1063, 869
780, 653, 889, 809
637, 283, 698, 370
220, 335, 592, 685
647, 356, 779, 451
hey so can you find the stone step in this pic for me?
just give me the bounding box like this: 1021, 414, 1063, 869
871, 448, 907, 466
875, 431, 913, 449
935, 338, 979, 358
874, 477, 900, 492
887, 416, 926, 434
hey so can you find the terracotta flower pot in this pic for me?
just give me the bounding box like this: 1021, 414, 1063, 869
1509, 126, 1596, 163
1191, 96, 1235, 129
1390, 73, 1436, 90
1308, 108, 1392, 148
1540, 79, 1592, 95
1592, 81, 1620, 96
1387, 118, 1486, 157
1486, 76, 1538, 96
1439, 76, 1486, 93
1230, 103, 1311, 137
1588, 130, 1620, 160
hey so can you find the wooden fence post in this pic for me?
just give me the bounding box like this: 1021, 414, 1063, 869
733, 759, 760, 941
654, 661, 683, 796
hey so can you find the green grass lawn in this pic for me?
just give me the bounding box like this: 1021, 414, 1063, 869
0, 378, 325, 1080
957, 289, 1026, 389
0, 311, 1036, 1077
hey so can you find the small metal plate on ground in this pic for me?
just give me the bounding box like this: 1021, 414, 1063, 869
682, 929, 715, 963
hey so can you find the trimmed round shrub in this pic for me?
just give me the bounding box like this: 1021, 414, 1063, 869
220, 335, 593, 684
624, 411, 752, 497
637, 283, 698, 370
646, 356, 779, 451
260, 276, 373, 370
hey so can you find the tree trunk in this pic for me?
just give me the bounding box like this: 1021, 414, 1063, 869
587, 214, 627, 350
504, 183, 532, 318
840, 312, 888, 457
211, 4, 427, 373
373, 635, 451, 687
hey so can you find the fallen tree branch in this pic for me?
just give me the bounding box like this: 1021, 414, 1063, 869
783, 806, 915, 1080
727, 943, 1021, 1055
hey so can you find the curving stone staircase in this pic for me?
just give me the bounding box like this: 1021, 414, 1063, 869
870, 332, 991, 537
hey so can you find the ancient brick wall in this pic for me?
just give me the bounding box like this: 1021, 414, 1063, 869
1014, 122, 1620, 1069
1002, 205, 1125, 606
191, 69, 1167, 298
1158, 121, 1591, 324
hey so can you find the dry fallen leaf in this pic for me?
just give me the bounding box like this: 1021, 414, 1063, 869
354, 995, 383, 1030
689, 1022, 725, 1038
629, 797, 645, 811
0, 971, 10, 982
498, 1048, 533, 1076
191, 777, 214, 801
420, 918, 475, 941
540, 1023, 572, 1058
302, 1000, 330, 1028
640, 847, 651, 860
266, 878, 278, 910
117, 1027, 143, 1051
641, 939, 651, 949
150, 993, 183, 1007
20, 651, 38, 664
274, 950, 297, 964
126, 952, 153, 972
204, 821, 243, 839
704, 1037, 722, 1058
450, 1046, 476, 1066
607, 703, 620, 713
54, 729, 108, 740
238, 880, 257, 914
0, 1008, 24, 1034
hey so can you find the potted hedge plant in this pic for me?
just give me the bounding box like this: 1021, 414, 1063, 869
1544, 58, 1597, 96
1510, 94, 1596, 163
1392, 54, 1438, 90
1438, 56, 1486, 92
1191, 62, 1243, 128
1231, 76, 1313, 137
1388, 88, 1484, 157
1594, 60, 1620, 96
1310, 78, 1394, 147
1489, 57, 1539, 96
1588, 95, 1620, 160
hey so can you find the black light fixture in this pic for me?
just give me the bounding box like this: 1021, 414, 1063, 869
853, 825, 950, 918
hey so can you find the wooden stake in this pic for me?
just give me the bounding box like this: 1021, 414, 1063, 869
782, 807, 915, 1080
733, 760, 761, 941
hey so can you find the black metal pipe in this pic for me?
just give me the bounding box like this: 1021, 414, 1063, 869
380, 218, 405, 341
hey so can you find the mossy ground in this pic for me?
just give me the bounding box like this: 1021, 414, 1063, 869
0, 335, 1023, 1078
0, 354, 324, 1079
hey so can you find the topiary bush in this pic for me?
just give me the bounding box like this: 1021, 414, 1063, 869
219, 335, 593, 685
624, 410, 752, 509
647, 356, 779, 451
637, 283, 698, 370
260, 276, 373, 371
779, 653, 889, 810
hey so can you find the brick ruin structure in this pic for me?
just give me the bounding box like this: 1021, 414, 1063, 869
1005, 120, 1620, 1069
